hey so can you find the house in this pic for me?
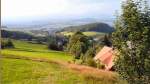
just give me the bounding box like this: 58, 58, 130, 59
94, 46, 114, 70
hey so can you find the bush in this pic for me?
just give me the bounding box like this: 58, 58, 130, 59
1, 39, 14, 49
47, 35, 65, 51
97, 62, 105, 69
48, 43, 58, 50
86, 58, 97, 68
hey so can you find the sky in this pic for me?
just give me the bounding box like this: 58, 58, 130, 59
2, 0, 124, 23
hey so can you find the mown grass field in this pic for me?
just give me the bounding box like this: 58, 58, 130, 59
1, 40, 127, 84
2, 40, 72, 62
60, 31, 105, 36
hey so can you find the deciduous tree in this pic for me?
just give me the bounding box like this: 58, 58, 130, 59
112, 0, 150, 83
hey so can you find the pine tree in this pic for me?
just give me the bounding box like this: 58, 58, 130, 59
112, 0, 150, 83
102, 34, 112, 47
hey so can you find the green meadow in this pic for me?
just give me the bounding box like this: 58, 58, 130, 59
1, 40, 126, 84
2, 58, 86, 84
60, 31, 105, 36
2, 40, 72, 62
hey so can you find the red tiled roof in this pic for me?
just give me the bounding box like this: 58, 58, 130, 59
94, 46, 114, 70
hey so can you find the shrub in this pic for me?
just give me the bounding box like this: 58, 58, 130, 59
96, 61, 105, 69
1, 39, 14, 49
48, 43, 58, 50
86, 58, 97, 68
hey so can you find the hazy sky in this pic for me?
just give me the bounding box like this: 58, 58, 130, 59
2, 0, 124, 23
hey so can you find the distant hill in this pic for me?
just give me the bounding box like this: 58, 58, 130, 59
60, 23, 114, 33
1, 30, 34, 40
2, 18, 114, 29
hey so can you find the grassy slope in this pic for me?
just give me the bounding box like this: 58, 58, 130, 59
1, 40, 127, 84
2, 40, 72, 62
2, 58, 85, 84
60, 31, 105, 37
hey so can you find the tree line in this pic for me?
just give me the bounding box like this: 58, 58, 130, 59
66, 31, 112, 67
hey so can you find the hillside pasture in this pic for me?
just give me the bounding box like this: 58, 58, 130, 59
1, 40, 127, 84
2, 58, 83, 84
2, 40, 72, 62
2, 57, 127, 84
60, 31, 105, 37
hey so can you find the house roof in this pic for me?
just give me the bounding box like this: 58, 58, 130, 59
94, 46, 114, 70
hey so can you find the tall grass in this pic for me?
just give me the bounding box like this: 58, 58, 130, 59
2, 58, 126, 84
2, 58, 82, 84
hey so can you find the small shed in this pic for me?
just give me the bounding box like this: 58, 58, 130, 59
94, 46, 114, 70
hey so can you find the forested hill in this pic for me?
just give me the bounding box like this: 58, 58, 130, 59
60, 22, 114, 33
1, 30, 34, 40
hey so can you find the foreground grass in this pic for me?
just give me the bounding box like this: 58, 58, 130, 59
2, 58, 84, 84
2, 58, 125, 84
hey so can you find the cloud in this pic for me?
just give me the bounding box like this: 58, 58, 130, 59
2, 0, 69, 18
2, 0, 122, 22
